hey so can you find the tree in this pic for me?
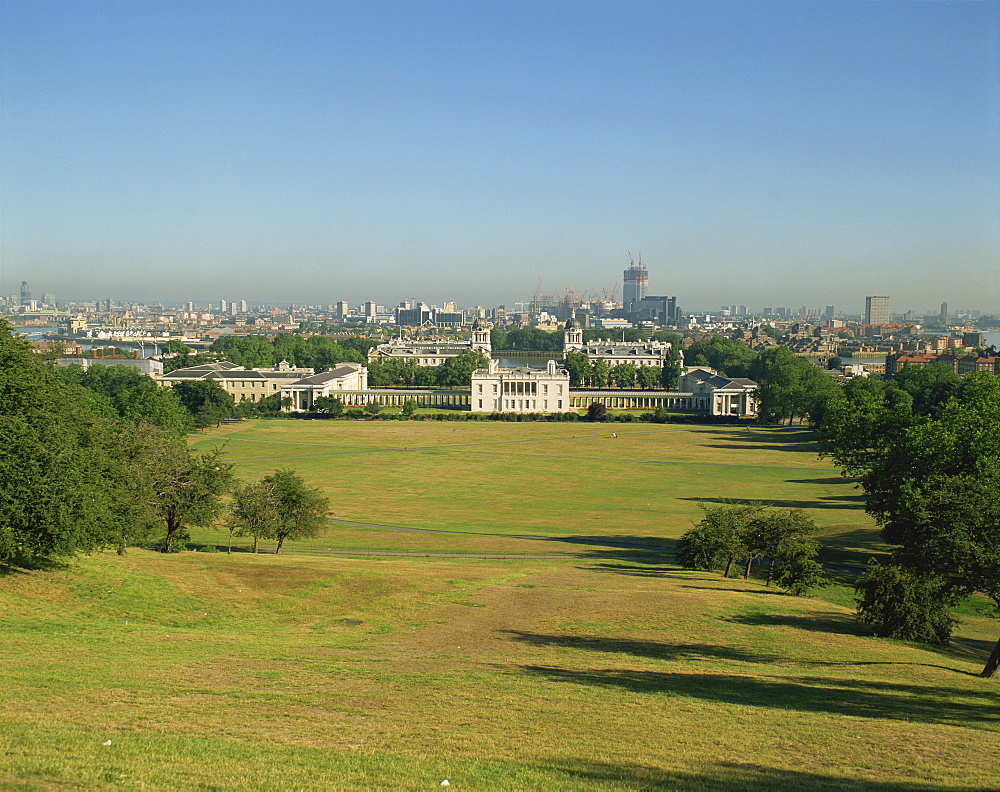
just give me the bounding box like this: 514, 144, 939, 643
685, 336, 756, 378
227, 479, 278, 553
141, 445, 233, 552
564, 351, 592, 388
172, 380, 235, 428
822, 372, 1000, 677
855, 562, 957, 644
637, 365, 661, 390
661, 346, 682, 390
401, 398, 418, 417
437, 350, 489, 387
610, 363, 637, 389
311, 396, 344, 417
260, 469, 330, 553
0, 322, 136, 566
585, 402, 607, 422
161, 338, 192, 356
676, 503, 825, 593
676, 503, 757, 578
590, 358, 610, 389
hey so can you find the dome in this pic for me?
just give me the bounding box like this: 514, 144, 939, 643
565, 318, 577, 330
472, 318, 485, 331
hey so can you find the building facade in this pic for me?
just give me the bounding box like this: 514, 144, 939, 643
158, 361, 313, 403
368, 319, 491, 366
865, 296, 891, 325
471, 359, 571, 413
563, 319, 675, 367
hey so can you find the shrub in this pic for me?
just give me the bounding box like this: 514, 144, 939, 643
855, 562, 957, 644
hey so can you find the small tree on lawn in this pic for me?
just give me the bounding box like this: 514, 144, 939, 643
855, 561, 958, 644
586, 402, 607, 422
227, 479, 278, 553
261, 469, 330, 554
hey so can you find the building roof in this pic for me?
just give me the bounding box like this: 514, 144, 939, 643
285, 363, 365, 387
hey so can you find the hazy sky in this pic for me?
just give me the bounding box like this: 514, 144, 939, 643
2, 0, 998, 313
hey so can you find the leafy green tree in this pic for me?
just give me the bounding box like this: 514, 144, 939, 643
677, 503, 825, 593
661, 346, 682, 390
826, 356, 842, 370
749, 347, 839, 424
564, 351, 592, 387
610, 363, 637, 389
590, 358, 610, 388
585, 402, 607, 422
227, 479, 278, 553
161, 338, 192, 356
364, 401, 384, 416
855, 562, 957, 644
0, 322, 137, 566
637, 365, 661, 390
142, 445, 233, 553
676, 503, 756, 578
260, 469, 330, 553
437, 350, 490, 387
62, 365, 189, 438
685, 336, 756, 377
401, 398, 418, 417
311, 396, 344, 417
172, 380, 236, 428
822, 372, 1000, 676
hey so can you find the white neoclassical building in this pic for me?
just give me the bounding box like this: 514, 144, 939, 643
158, 360, 313, 404
563, 318, 675, 367
471, 359, 571, 413
280, 363, 369, 412
367, 319, 491, 367
677, 367, 758, 417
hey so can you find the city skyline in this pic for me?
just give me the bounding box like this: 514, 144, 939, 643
2, 1, 998, 312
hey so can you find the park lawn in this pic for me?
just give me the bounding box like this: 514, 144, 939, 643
187, 420, 874, 550
1, 549, 997, 791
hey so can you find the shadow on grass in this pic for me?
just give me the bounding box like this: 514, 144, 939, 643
535, 758, 986, 791
723, 610, 870, 637
503, 630, 780, 664
680, 496, 865, 512
678, 584, 790, 596
518, 666, 1000, 729
0, 556, 70, 575
789, 475, 859, 486
581, 561, 681, 577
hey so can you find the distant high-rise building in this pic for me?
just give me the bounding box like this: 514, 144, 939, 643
20, 281, 31, 306
220, 299, 228, 313
238, 299, 248, 313
335, 301, 349, 320
623, 256, 648, 306
364, 300, 377, 319
824, 305, 835, 322
865, 296, 890, 325
940, 302, 948, 322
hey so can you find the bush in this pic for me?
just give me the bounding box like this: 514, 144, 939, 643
855, 561, 957, 644
586, 403, 607, 422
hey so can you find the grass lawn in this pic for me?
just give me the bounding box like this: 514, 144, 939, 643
1, 550, 997, 791
186, 420, 877, 562
3, 420, 997, 790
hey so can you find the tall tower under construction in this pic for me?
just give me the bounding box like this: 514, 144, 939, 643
622, 254, 648, 306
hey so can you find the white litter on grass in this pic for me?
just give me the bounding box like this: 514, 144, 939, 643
102, 740, 112, 746
440, 781, 450, 787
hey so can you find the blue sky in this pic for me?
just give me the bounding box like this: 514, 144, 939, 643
2, 0, 998, 314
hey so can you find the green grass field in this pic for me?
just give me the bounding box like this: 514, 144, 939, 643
2, 420, 998, 791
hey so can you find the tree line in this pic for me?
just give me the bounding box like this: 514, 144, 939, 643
816, 363, 1000, 678
0, 322, 327, 568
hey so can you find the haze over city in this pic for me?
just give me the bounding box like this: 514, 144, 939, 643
2, 0, 998, 312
